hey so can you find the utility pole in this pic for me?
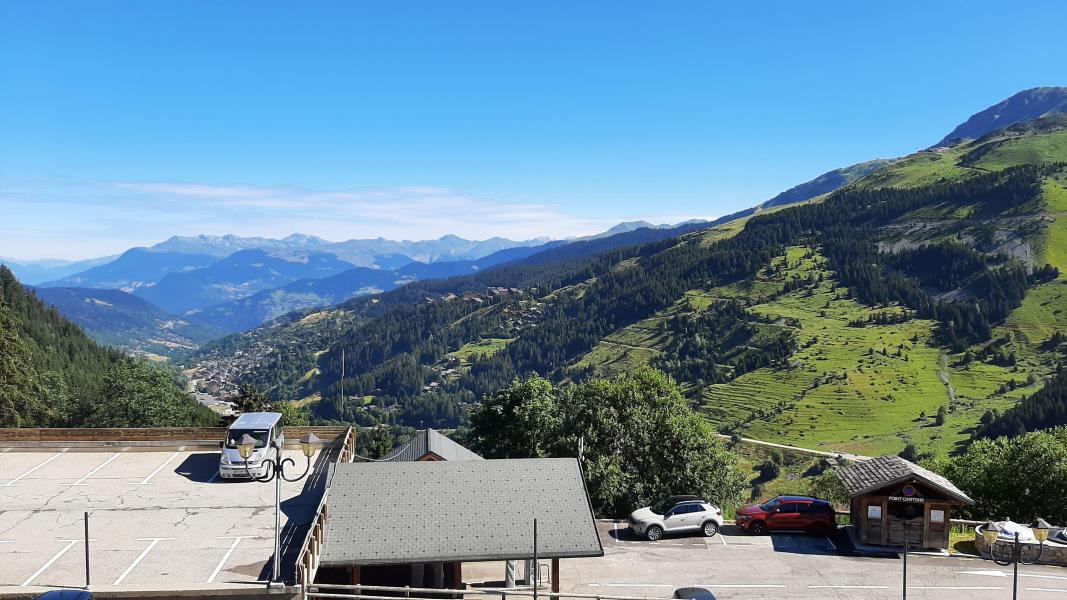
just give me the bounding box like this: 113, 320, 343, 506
532, 519, 539, 600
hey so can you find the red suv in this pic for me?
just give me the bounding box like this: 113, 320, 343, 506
735, 495, 836, 535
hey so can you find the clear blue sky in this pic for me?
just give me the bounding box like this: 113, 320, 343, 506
2, 1, 1065, 259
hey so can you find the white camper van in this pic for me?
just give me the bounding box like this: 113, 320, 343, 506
219, 412, 282, 479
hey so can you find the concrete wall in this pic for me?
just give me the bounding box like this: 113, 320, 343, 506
0, 427, 349, 448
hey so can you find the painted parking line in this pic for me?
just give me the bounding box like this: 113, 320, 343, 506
1028, 589, 1067, 594
113, 537, 175, 585
5, 451, 67, 487
697, 584, 789, 589
67, 452, 120, 486
131, 451, 181, 485
21, 539, 79, 586
810, 585, 890, 590
207, 536, 252, 584
207, 470, 220, 483
824, 536, 837, 550
718, 534, 728, 547
908, 586, 1002, 591
602, 584, 675, 588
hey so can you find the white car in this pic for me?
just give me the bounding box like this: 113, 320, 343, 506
629, 495, 724, 541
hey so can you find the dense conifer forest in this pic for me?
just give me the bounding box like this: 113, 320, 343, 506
0, 266, 216, 427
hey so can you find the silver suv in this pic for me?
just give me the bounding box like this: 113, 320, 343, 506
629, 495, 724, 541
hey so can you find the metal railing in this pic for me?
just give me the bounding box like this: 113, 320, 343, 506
306, 583, 668, 600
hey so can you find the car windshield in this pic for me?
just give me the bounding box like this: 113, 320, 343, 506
650, 499, 675, 515
759, 499, 780, 511
225, 428, 269, 449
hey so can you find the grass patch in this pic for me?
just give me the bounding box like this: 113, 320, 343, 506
451, 338, 513, 362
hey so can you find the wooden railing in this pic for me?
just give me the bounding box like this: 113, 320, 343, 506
338, 425, 357, 463
297, 491, 332, 595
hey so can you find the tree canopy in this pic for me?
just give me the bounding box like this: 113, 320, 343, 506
936, 427, 1067, 523
468, 368, 747, 517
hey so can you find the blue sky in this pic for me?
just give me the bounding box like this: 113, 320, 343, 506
2, 1, 1065, 259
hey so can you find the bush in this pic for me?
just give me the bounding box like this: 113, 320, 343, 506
469, 368, 747, 517
939, 428, 1067, 522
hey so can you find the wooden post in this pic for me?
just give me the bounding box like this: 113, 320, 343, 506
452, 562, 464, 589
351, 564, 361, 585
551, 558, 560, 594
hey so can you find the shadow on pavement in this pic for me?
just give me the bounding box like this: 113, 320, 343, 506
769, 529, 849, 556
173, 452, 223, 483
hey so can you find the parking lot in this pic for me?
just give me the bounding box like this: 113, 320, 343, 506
0, 445, 332, 594
467, 521, 1067, 599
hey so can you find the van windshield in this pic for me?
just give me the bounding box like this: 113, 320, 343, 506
226, 429, 270, 449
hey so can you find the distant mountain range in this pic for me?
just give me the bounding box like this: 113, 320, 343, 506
7, 223, 701, 353
0, 255, 116, 285
20, 86, 1066, 361
42, 248, 219, 291
30, 286, 222, 358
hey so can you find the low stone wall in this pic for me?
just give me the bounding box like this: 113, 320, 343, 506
974, 528, 1067, 566
0, 426, 350, 448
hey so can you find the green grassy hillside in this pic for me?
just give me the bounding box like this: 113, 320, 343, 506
571, 124, 1067, 457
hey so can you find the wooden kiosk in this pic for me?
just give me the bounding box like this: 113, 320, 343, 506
835, 455, 974, 550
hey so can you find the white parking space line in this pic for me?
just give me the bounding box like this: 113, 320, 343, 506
1024, 574, 1067, 581
603, 584, 675, 588
1028, 588, 1067, 594
207, 536, 251, 583
21, 539, 79, 586
207, 470, 220, 483
824, 536, 837, 550
908, 586, 1002, 591
696, 584, 788, 589
810, 585, 890, 590
113, 537, 174, 585
67, 452, 120, 486
613, 522, 619, 542
131, 451, 181, 485
5, 451, 67, 486
718, 534, 728, 547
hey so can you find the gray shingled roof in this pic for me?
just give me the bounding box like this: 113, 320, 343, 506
385, 428, 484, 462
320, 458, 603, 566
834, 455, 974, 504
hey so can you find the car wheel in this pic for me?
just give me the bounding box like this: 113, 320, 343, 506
646, 525, 664, 541
702, 521, 719, 537
749, 521, 767, 535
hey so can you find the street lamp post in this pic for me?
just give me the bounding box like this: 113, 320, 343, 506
239, 432, 319, 586
982, 518, 1052, 600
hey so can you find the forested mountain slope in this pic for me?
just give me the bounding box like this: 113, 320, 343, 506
186, 94, 1067, 457
0, 266, 215, 427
